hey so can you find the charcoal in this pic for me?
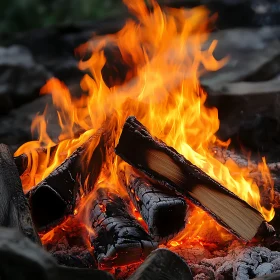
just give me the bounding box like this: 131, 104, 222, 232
127, 248, 193, 280
119, 165, 187, 243
27, 132, 105, 231
88, 187, 157, 269
52, 248, 96, 268
0, 143, 40, 244
0, 227, 115, 280
14, 153, 28, 176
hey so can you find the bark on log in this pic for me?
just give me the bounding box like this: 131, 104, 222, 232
127, 248, 193, 280
0, 144, 40, 244
88, 187, 157, 269
115, 116, 265, 241
119, 165, 187, 243
27, 131, 105, 231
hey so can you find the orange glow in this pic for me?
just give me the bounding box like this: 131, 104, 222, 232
15, 0, 274, 246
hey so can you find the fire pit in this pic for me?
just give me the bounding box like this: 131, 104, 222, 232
2, 1, 280, 279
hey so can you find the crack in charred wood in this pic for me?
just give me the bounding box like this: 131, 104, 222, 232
88, 188, 157, 269
119, 166, 187, 243
0, 144, 40, 244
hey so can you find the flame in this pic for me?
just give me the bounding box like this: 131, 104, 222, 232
15, 0, 274, 245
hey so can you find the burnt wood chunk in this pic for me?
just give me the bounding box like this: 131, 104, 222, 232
115, 116, 265, 241
14, 153, 28, 176
119, 165, 187, 243
0, 227, 114, 280
128, 248, 193, 280
88, 187, 157, 269
0, 144, 40, 244
27, 132, 105, 232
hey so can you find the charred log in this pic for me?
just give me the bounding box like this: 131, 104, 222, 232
27, 132, 105, 231
14, 153, 28, 176
127, 248, 193, 280
13, 129, 86, 177
119, 165, 187, 243
0, 144, 40, 244
88, 187, 157, 269
115, 116, 265, 241
0, 227, 114, 280
52, 248, 96, 269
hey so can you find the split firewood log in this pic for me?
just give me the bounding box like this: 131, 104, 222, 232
27, 131, 106, 232
115, 116, 266, 241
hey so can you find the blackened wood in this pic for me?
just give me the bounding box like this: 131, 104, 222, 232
0, 144, 40, 244
128, 248, 193, 280
13, 129, 86, 177
119, 165, 187, 243
27, 132, 105, 231
14, 153, 28, 176
88, 187, 157, 269
58, 267, 115, 280
52, 249, 96, 269
0, 227, 114, 280
115, 116, 265, 241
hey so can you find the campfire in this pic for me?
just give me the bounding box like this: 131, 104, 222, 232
3, 0, 280, 279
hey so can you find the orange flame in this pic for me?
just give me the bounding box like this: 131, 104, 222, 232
15, 0, 274, 245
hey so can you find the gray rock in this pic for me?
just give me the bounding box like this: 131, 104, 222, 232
254, 263, 274, 277
0, 45, 51, 113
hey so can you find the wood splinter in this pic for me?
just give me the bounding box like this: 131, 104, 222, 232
115, 116, 267, 241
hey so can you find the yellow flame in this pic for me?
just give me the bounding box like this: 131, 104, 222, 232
15, 0, 274, 244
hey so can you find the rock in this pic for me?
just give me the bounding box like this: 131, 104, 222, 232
0, 45, 50, 113
255, 263, 274, 277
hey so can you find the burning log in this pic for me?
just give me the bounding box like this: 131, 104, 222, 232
88, 187, 157, 269
119, 165, 187, 243
0, 144, 40, 244
27, 132, 105, 231
115, 116, 265, 241
127, 248, 193, 280
14, 153, 28, 176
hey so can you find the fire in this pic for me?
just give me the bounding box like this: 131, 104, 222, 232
15, 0, 274, 246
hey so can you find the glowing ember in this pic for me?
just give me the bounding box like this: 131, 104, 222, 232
15, 0, 274, 249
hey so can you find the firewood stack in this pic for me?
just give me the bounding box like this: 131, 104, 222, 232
10, 114, 279, 275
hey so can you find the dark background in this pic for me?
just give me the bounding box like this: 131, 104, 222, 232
1, 0, 280, 159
